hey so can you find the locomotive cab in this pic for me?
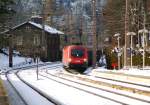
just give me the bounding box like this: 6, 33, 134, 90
62, 45, 88, 69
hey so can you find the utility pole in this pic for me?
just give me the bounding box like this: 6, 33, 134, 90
36, 56, 39, 80
9, 32, 13, 67
42, 0, 47, 60
92, 0, 97, 68
79, 0, 83, 45
8, 16, 13, 67
124, 0, 129, 69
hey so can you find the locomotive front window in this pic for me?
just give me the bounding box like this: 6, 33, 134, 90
71, 49, 84, 57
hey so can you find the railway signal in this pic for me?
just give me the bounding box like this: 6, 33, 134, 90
114, 33, 121, 70
127, 32, 136, 69
138, 29, 148, 70
138, 6, 148, 70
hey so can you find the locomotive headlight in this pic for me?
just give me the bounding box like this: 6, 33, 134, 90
83, 58, 87, 62
68, 58, 72, 62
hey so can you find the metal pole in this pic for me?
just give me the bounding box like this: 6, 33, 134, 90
9, 34, 13, 67
118, 37, 120, 70
143, 33, 145, 70
124, 0, 129, 69
138, 29, 148, 70
36, 57, 39, 80
143, 8, 146, 70
131, 35, 133, 68
79, 0, 83, 44
114, 33, 121, 70
127, 32, 136, 69
42, 0, 47, 59
92, 0, 97, 68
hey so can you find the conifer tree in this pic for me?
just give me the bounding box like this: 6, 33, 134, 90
0, 0, 14, 48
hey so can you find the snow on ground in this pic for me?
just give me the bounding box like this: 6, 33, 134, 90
18, 69, 121, 105
91, 67, 150, 77
83, 65, 150, 77
1, 74, 55, 105
115, 68, 150, 77
15, 65, 150, 105
0, 53, 30, 68
83, 67, 93, 74
0, 49, 150, 105
0, 49, 36, 71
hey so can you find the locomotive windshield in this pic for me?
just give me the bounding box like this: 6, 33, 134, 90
71, 49, 84, 57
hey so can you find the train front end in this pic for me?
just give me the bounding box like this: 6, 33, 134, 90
69, 46, 88, 69
63, 45, 88, 69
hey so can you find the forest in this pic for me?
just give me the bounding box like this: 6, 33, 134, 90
0, 0, 150, 67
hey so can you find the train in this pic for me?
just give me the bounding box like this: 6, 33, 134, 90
62, 45, 88, 69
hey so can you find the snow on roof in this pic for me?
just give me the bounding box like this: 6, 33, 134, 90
0, 21, 64, 35
28, 21, 64, 35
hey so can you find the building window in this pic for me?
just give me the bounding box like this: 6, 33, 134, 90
26, 26, 31, 32
16, 36, 23, 45
34, 36, 40, 46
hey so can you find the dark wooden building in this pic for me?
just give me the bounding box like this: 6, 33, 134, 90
3, 20, 64, 62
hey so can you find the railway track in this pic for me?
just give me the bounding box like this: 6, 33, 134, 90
64, 68, 82, 74
59, 72, 150, 96
15, 71, 63, 105
1, 62, 61, 74
22, 65, 125, 104
91, 70, 150, 87
41, 65, 150, 96
4, 62, 150, 105
5, 71, 28, 105
32, 64, 150, 105
3, 63, 63, 105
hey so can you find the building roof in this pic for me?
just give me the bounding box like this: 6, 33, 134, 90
1, 21, 64, 35
29, 21, 64, 35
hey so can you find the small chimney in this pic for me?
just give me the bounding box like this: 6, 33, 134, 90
30, 16, 42, 24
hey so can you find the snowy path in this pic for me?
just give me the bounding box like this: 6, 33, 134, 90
17, 68, 150, 105
91, 69, 150, 87
2, 72, 56, 105
48, 72, 150, 102
40, 71, 150, 105
18, 70, 122, 105
1, 61, 150, 105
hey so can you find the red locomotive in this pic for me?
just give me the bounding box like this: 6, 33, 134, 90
62, 45, 88, 69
